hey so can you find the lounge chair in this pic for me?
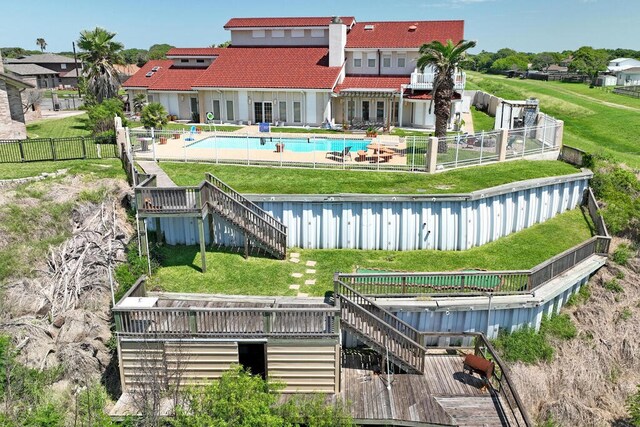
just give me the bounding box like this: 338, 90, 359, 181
326, 146, 352, 162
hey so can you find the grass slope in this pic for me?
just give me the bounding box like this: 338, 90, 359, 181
0, 159, 123, 180
150, 208, 593, 296
159, 160, 578, 194
467, 72, 640, 167
26, 114, 90, 139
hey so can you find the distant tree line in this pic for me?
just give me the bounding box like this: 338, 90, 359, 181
461, 47, 640, 74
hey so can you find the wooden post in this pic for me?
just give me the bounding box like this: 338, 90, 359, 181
155, 218, 163, 244
425, 136, 438, 173
207, 212, 215, 248
497, 128, 508, 162
244, 233, 249, 259
263, 311, 271, 334
198, 217, 207, 273
189, 311, 197, 333
138, 218, 148, 256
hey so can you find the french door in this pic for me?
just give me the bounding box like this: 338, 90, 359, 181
254, 102, 273, 123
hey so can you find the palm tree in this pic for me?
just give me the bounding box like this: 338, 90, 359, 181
417, 39, 476, 152
77, 27, 124, 103
35, 38, 47, 52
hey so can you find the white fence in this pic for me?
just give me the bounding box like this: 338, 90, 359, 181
128, 121, 562, 173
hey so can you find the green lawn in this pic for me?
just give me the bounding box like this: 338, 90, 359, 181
466, 72, 640, 167
149, 208, 594, 296
26, 114, 90, 138
470, 106, 495, 132
271, 127, 344, 134
42, 89, 81, 99
0, 159, 124, 180
159, 160, 579, 194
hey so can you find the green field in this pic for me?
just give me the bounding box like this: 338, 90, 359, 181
159, 160, 578, 194
0, 159, 124, 180
467, 72, 640, 167
26, 114, 90, 139
150, 208, 594, 296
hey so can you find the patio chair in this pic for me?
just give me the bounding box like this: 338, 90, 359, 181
325, 146, 352, 162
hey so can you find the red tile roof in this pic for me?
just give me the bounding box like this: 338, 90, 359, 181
166, 48, 225, 56
346, 20, 464, 49
123, 60, 205, 91
335, 75, 409, 93
224, 17, 355, 28
192, 47, 342, 89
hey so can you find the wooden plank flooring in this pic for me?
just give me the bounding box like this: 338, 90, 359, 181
342, 351, 512, 426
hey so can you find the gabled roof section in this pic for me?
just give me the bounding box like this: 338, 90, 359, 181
4, 63, 59, 76
192, 47, 342, 89
123, 60, 204, 91
7, 53, 76, 64
166, 48, 225, 57
0, 72, 35, 89
335, 75, 409, 93
224, 16, 355, 28
346, 20, 464, 49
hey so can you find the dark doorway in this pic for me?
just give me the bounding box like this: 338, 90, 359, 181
238, 343, 266, 379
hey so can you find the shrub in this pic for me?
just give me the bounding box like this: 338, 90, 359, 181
85, 98, 127, 136
612, 243, 633, 266
565, 285, 591, 307
604, 278, 624, 293
627, 385, 640, 426
493, 326, 554, 364
141, 102, 168, 130
541, 314, 577, 340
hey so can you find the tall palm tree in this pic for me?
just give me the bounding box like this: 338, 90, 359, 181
77, 27, 124, 103
417, 39, 476, 152
35, 38, 47, 52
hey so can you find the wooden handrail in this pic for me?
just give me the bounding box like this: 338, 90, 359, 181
336, 279, 426, 373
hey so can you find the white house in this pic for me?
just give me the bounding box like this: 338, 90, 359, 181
607, 57, 640, 73
617, 67, 640, 87
124, 16, 466, 129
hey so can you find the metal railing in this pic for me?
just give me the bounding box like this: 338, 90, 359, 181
409, 71, 466, 90
0, 135, 118, 163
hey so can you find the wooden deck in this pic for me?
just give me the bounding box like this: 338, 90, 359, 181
342, 350, 515, 426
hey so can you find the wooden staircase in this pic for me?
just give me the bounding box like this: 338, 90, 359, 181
202, 173, 287, 260
335, 280, 426, 374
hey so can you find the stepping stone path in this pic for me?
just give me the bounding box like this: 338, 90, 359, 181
305, 269, 316, 274
289, 258, 300, 264
288, 256, 319, 297
289, 284, 300, 290
297, 292, 309, 297
291, 273, 303, 278
304, 279, 316, 285
305, 260, 317, 267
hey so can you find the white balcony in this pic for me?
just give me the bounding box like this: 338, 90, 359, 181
409, 72, 466, 90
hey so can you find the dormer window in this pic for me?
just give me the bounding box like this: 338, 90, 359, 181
311, 29, 324, 38
367, 52, 376, 68
181, 59, 189, 63
196, 59, 205, 63
252, 30, 266, 38
291, 29, 304, 38
61, 63, 67, 69
364, 24, 374, 31
272, 29, 284, 38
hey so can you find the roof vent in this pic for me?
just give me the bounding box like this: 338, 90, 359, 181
408, 24, 417, 32
145, 71, 154, 77
364, 24, 375, 31
151, 66, 161, 72
331, 16, 343, 24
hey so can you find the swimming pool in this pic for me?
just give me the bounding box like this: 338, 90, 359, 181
187, 136, 370, 153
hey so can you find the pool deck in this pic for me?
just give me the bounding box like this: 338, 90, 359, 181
132, 129, 408, 166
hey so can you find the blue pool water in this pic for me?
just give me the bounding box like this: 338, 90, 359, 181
187, 136, 370, 153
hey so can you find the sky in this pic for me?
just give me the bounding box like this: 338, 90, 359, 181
1, 0, 638, 54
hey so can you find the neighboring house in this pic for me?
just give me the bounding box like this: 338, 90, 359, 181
3, 63, 59, 89
5, 53, 81, 88
617, 67, 640, 86
114, 63, 140, 84
0, 53, 35, 139
124, 16, 466, 129
546, 64, 568, 73
607, 57, 640, 73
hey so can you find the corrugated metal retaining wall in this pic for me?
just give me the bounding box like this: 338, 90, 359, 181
149, 171, 591, 251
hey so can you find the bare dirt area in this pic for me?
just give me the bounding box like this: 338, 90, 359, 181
509, 242, 640, 426
0, 173, 132, 387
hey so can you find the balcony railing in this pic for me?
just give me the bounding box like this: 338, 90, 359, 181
409, 72, 466, 90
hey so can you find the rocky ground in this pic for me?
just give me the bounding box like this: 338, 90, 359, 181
0, 173, 132, 390
509, 239, 640, 426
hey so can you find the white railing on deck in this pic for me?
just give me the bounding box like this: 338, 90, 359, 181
409, 72, 466, 90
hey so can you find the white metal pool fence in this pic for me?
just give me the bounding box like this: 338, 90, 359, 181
127, 121, 562, 173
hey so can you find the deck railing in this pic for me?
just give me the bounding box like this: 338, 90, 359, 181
337, 234, 610, 297
336, 280, 426, 374
410, 71, 466, 90
113, 305, 338, 338
416, 331, 532, 427
136, 185, 201, 215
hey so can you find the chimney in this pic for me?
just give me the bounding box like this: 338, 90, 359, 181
329, 16, 347, 68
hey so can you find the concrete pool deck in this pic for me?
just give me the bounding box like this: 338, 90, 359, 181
132, 130, 409, 166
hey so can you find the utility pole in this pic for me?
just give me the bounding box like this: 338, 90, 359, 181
72, 41, 81, 98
